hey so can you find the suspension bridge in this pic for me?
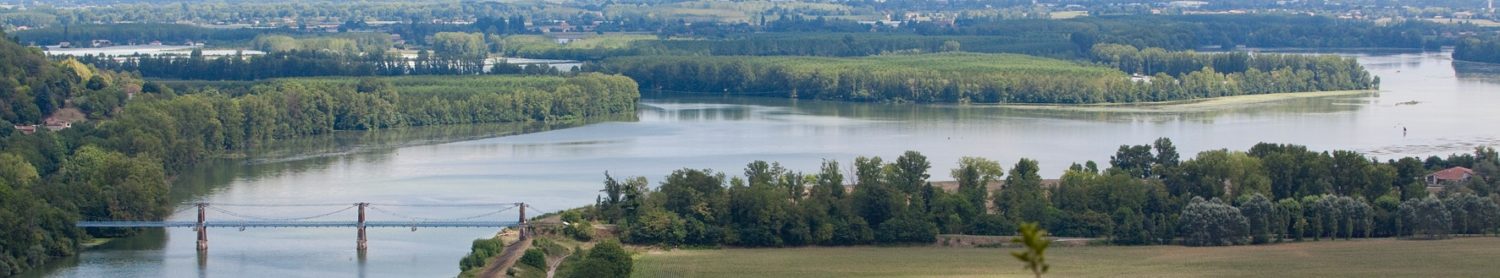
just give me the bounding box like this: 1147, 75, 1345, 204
75, 202, 531, 251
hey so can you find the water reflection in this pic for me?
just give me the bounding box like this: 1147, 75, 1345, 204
1454, 60, 1500, 85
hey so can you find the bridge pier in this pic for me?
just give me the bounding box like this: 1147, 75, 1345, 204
196, 203, 208, 251
357, 203, 369, 251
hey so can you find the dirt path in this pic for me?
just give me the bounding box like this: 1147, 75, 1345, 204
478, 236, 533, 278
545, 253, 572, 278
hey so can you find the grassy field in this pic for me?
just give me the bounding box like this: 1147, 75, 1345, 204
632, 237, 1500, 277
1051, 11, 1089, 19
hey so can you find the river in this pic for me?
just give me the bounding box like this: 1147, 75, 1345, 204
28, 50, 1500, 277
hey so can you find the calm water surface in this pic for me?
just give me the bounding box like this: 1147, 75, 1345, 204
31, 51, 1500, 277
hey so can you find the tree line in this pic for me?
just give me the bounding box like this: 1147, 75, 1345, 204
579, 139, 1500, 248
601, 49, 1375, 104
14, 23, 272, 46
919, 15, 1456, 51
73, 48, 570, 80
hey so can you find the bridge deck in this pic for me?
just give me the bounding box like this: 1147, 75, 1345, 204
77, 220, 520, 228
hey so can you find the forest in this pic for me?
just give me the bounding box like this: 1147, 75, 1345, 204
1454, 37, 1500, 64
0, 30, 639, 275
0, 31, 162, 276
602, 49, 1375, 104
582, 140, 1500, 248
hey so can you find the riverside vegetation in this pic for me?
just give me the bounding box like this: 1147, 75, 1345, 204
1455, 36, 1500, 64
577, 139, 1499, 248
604, 46, 1374, 104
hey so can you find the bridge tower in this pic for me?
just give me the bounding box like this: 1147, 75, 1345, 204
357, 202, 369, 250
517, 203, 527, 239
196, 203, 208, 251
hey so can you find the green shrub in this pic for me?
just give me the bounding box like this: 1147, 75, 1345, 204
520, 248, 547, 269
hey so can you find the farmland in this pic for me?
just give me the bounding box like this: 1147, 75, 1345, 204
633, 237, 1500, 277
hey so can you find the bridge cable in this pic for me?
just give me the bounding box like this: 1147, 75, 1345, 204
367, 202, 520, 207
207, 205, 356, 222
210, 202, 360, 207
365, 204, 518, 222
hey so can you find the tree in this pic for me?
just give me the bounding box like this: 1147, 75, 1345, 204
1275, 198, 1304, 241
941, 40, 961, 52
891, 151, 931, 194
853, 156, 902, 227
568, 240, 632, 278
520, 248, 546, 269
1239, 193, 1275, 244
997, 158, 1048, 223
1153, 138, 1181, 175
1111, 207, 1150, 245
1111, 144, 1155, 178
952, 157, 1002, 218
876, 210, 938, 244
1180, 197, 1248, 246
624, 208, 686, 245
1011, 222, 1050, 278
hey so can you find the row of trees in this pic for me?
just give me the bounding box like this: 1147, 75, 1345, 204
602, 49, 1375, 104
1179, 191, 1498, 246
580, 140, 1500, 249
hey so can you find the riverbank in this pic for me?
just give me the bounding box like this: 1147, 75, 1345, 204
994, 90, 1372, 113
633, 237, 1500, 277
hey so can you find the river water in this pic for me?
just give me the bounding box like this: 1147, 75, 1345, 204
29, 50, 1500, 277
